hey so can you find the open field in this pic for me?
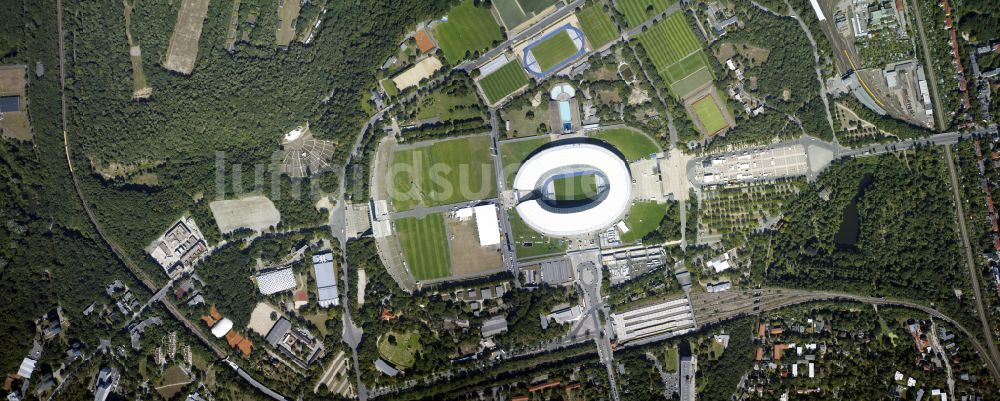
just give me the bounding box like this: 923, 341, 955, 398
692, 95, 729, 135
577, 4, 618, 49
378, 331, 422, 369
390, 135, 496, 211
619, 201, 666, 243
396, 214, 452, 281
163, 0, 210, 74
500, 136, 550, 188
638, 12, 712, 98
494, 0, 558, 30
446, 215, 503, 277
508, 209, 567, 259
209, 195, 281, 233
668, 60, 713, 98
122, 1, 151, 99
155, 365, 191, 399
530, 30, 579, 72
392, 57, 444, 91
434, 0, 503, 63
552, 173, 599, 201
0, 65, 31, 141
617, 0, 676, 27
478, 60, 530, 104
412, 85, 483, 122
590, 128, 660, 162
275, 0, 302, 47
502, 100, 549, 138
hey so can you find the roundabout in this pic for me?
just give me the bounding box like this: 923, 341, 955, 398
512, 141, 633, 237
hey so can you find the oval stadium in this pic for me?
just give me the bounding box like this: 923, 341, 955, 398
512, 142, 632, 237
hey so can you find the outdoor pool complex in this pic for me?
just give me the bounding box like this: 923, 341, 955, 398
513, 142, 632, 237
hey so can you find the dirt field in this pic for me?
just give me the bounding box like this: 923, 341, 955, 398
392, 57, 443, 90
446, 215, 503, 278
0, 65, 31, 140
713, 42, 770, 67
163, 0, 210, 74
248, 302, 281, 336
209, 195, 281, 233
123, 0, 151, 99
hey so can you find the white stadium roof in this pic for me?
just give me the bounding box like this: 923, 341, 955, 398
211, 318, 234, 338
513, 143, 632, 236
256, 268, 296, 295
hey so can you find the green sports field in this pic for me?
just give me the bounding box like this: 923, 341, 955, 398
434, 0, 503, 63
692, 95, 729, 135
396, 214, 452, 281
494, 0, 558, 29
500, 136, 550, 188
391, 135, 496, 211
377, 331, 422, 369
619, 201, 667, 243
508, 209, 567, 259
577, 5, 618, 49
617, 0, 676, 27
552, 173, 599, 201
530, 31, 580, 72
478, 61, 530, 104
638, 12, 712, 98
590, 128, 661, 162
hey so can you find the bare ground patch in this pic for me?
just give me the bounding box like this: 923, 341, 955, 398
0, 65, 31, 141
163, 0, 210, 74
445, 215, 502, 278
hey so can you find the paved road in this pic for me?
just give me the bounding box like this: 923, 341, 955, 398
943, 145, 1000, 369
908, 0, 947, 131
622, 2, 681, 38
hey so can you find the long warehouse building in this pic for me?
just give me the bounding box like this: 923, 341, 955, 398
611, 297, 695, 342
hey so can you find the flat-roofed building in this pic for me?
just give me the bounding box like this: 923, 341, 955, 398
611, 297, 695, 342
0, 96, 19, 113
312, 252, 340, 307
481, 315, 508, 338
474, 204, 502, 246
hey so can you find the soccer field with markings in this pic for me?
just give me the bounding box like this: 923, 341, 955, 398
434, 0, 504, 63
478, 60, 530, 104
617, 0, 676, 27
637, 12, 712, 99
692, 94, 730, 135
395, 214, 452, 281
390, 135, 496, 211
530, 30, 580, 72
577, 4, 618, 49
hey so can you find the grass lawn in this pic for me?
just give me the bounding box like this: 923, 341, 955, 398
662, 346, 679, 372
552, 173, 599, 201
434, 0, 503, 63
377, 331, 422, 369
500, 136, 550, 187
619, 201, 667, 243
509, 209, 567, 259
479, 60, 530, 104
502, 101, 550, 138
692, 95, 729, 135
590, 127, 661, 161
577, 4, 618, 49
708, 338, 726, 360
413, 90, 483, 122
155, 365, 190, 399
381, 78, 399, 97
390, 135, 496, 211
396, 214, 452, 281
530, 30, 579, 72
617, 0, 676, 27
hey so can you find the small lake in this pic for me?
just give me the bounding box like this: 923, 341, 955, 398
834, 173, 874, 248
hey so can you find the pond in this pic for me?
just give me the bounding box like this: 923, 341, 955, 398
834, 173, 874, 249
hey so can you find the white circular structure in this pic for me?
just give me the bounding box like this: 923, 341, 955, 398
211, 318, 233, 338
513, 143, 632, 237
